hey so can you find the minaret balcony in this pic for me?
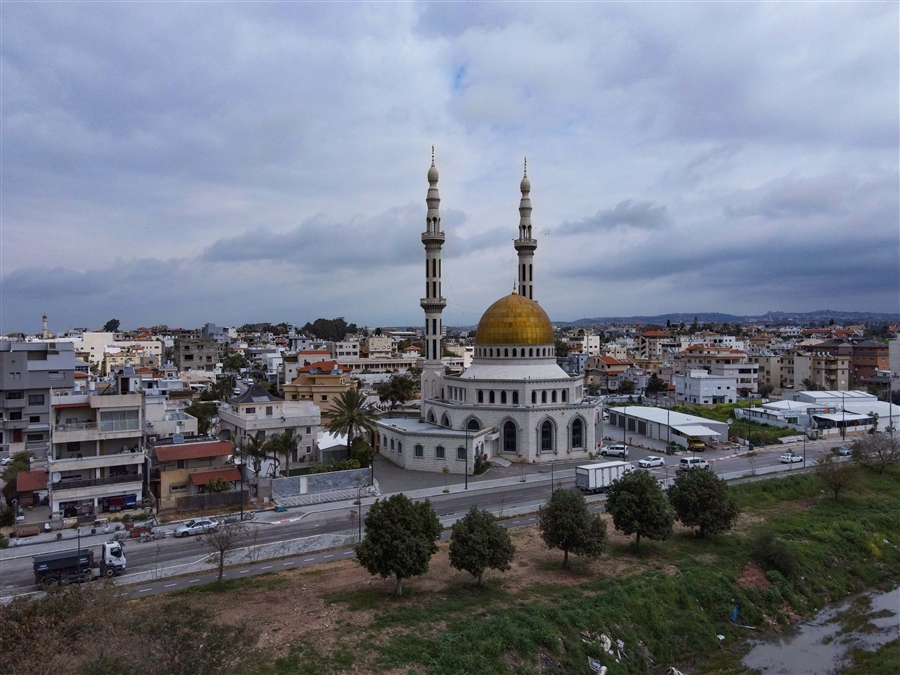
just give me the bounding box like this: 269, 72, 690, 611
421, 232, 445, 245
420, 298, 447, 311
514, 239, 537, 252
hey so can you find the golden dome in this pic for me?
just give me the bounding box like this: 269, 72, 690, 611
474, 291, 554, 345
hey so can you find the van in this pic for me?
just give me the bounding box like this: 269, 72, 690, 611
678, 457, 710, 472
600, 443, 629, 458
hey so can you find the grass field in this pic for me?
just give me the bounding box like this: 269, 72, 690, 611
235, 466, 900, 675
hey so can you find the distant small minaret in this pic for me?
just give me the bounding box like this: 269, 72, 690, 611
420, 148, 447, 402
514, 159, 537, 300
42, 314, 49, 339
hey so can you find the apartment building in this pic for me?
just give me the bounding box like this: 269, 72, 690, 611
282, 361, 355, 425
150, 437, 239, 510
172, 337, 222, 373
682, 344, 758, 396
1, 341, 78, 459
47, 374, 144, 517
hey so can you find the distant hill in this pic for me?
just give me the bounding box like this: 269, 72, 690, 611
558, 310, 900, 327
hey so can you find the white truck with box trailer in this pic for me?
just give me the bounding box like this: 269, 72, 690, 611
575, 461, 632, 494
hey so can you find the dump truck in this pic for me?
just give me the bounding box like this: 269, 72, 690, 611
575, 461, 632, 494
32, 541, 126, 588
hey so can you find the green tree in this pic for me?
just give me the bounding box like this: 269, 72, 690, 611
327, 389, 378, 447
814, 452, 859, 500
449, 506, 516, 586
758, 382, 775, 399
102, 319, 120, 332
852, 434, 900, 474
605, 469, 674, 549
1, 451, 34, 506
645, 374, 667, 397
355, 493, 441, 596
348, 436, 374, 468
301, 317, 358, 342
265, 428, 297, 475
537, 489, 607, 568
618, 379, 636, 395
800, 377, 822, 391
374, 372, 419, 410
185, 401, 217, 435
554, 339, 569, 357
238, 432, 269, 487
214, 375, 237, 402
205, 476, 230, 493
668, 468, 740, 537
222, 353, 245, 372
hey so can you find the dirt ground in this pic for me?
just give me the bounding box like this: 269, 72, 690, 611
184, 513, 705, 669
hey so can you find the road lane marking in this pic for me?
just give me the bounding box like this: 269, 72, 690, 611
261, 565, 272, 570
164, 583, 176, 588
188, 579, 200, 584
324, 554, 333, 559
304, 558, 315, 562
343, 551, 353, 555
138, 588, 152, 593
240, 570, 250, 574
282, 561, 294, 566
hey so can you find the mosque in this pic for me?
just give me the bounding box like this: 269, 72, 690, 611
375, 157, 603, 474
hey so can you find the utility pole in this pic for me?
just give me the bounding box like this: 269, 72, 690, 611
465, 427, 469, 490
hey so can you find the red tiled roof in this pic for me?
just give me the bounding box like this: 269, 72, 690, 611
74, 372, 89, 379
298, 360, 348, 373
640, 330, 669, 337
155, 440, 234, 463
298, 350, 330, 355
189, 468, 241, 486
53, 401, 90, 409
17, 470, 48, 493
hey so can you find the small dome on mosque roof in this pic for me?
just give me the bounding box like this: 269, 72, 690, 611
474, 290, 553, 346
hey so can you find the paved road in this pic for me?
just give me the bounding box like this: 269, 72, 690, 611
1, 440, 842, 599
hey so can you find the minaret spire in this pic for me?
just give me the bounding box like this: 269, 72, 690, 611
421, 151, 447, 402
514, 159, 537, 300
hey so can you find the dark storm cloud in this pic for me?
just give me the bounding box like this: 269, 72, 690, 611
558, 200, 671, 235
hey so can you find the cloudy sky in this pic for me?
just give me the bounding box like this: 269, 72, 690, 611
2, 2, 897, 334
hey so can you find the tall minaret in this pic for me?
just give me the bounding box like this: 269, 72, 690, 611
515, 159, 537, 300
420, 148, 446, 402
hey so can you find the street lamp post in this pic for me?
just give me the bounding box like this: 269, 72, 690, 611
465, 428, 469, 491
550, 460, 554, 496
76, 527, 82, 577
357, 487, 363, 543
841, 390, 846, 440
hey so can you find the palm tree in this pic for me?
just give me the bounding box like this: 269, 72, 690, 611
327, 389, 378, 448
238, 431, 268, 493
268, 429, 297, 476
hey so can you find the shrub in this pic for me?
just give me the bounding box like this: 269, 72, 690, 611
751, 532, 799, 579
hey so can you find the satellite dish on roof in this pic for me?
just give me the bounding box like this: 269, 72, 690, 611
51, 472, 62, 484
727, 419, 733, 425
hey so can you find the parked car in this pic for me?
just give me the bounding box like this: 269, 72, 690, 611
0, 457, 13, 466
677, 457, 710, 472
601, 443, 629, 458
174, 518, 219, 538
779, 452, 803, 464
638, 456, 665, 468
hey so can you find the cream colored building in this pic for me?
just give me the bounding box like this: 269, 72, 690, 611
282, 361, 356, 425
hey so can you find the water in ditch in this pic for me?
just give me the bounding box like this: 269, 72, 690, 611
741, 584, 899, 674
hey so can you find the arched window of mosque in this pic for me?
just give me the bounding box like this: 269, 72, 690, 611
571, 418, 583, 449
489, 391, 495, 404
541, 421, 553, 454
504, 348, 509, 357
541, 391, 547, 404
397, 442, 402, 454
562, 390, 568, 403
477, 390, 484, 403
432, 259, 436, 277
503, 421, 517, 453
552, 391, 557, 403
467, 418, 480, 431
529, 348, 534, 357
531, 391, 536, 404
427, 409, 435, 424
441, 413, 450, 427
390, 438, 395, 450
513, 348, 518, 357
489, 348, 494, 357
501, 391, 507, 404
426, 259, 429, 276
512, 391, 519, 405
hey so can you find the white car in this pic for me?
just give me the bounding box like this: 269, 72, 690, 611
0, 457, 13, 466
601, 443, 629, 458
638, 456, 665, 468
779, 453, 803, 464
174, 518, 219, 537
833, 445, 852, 457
